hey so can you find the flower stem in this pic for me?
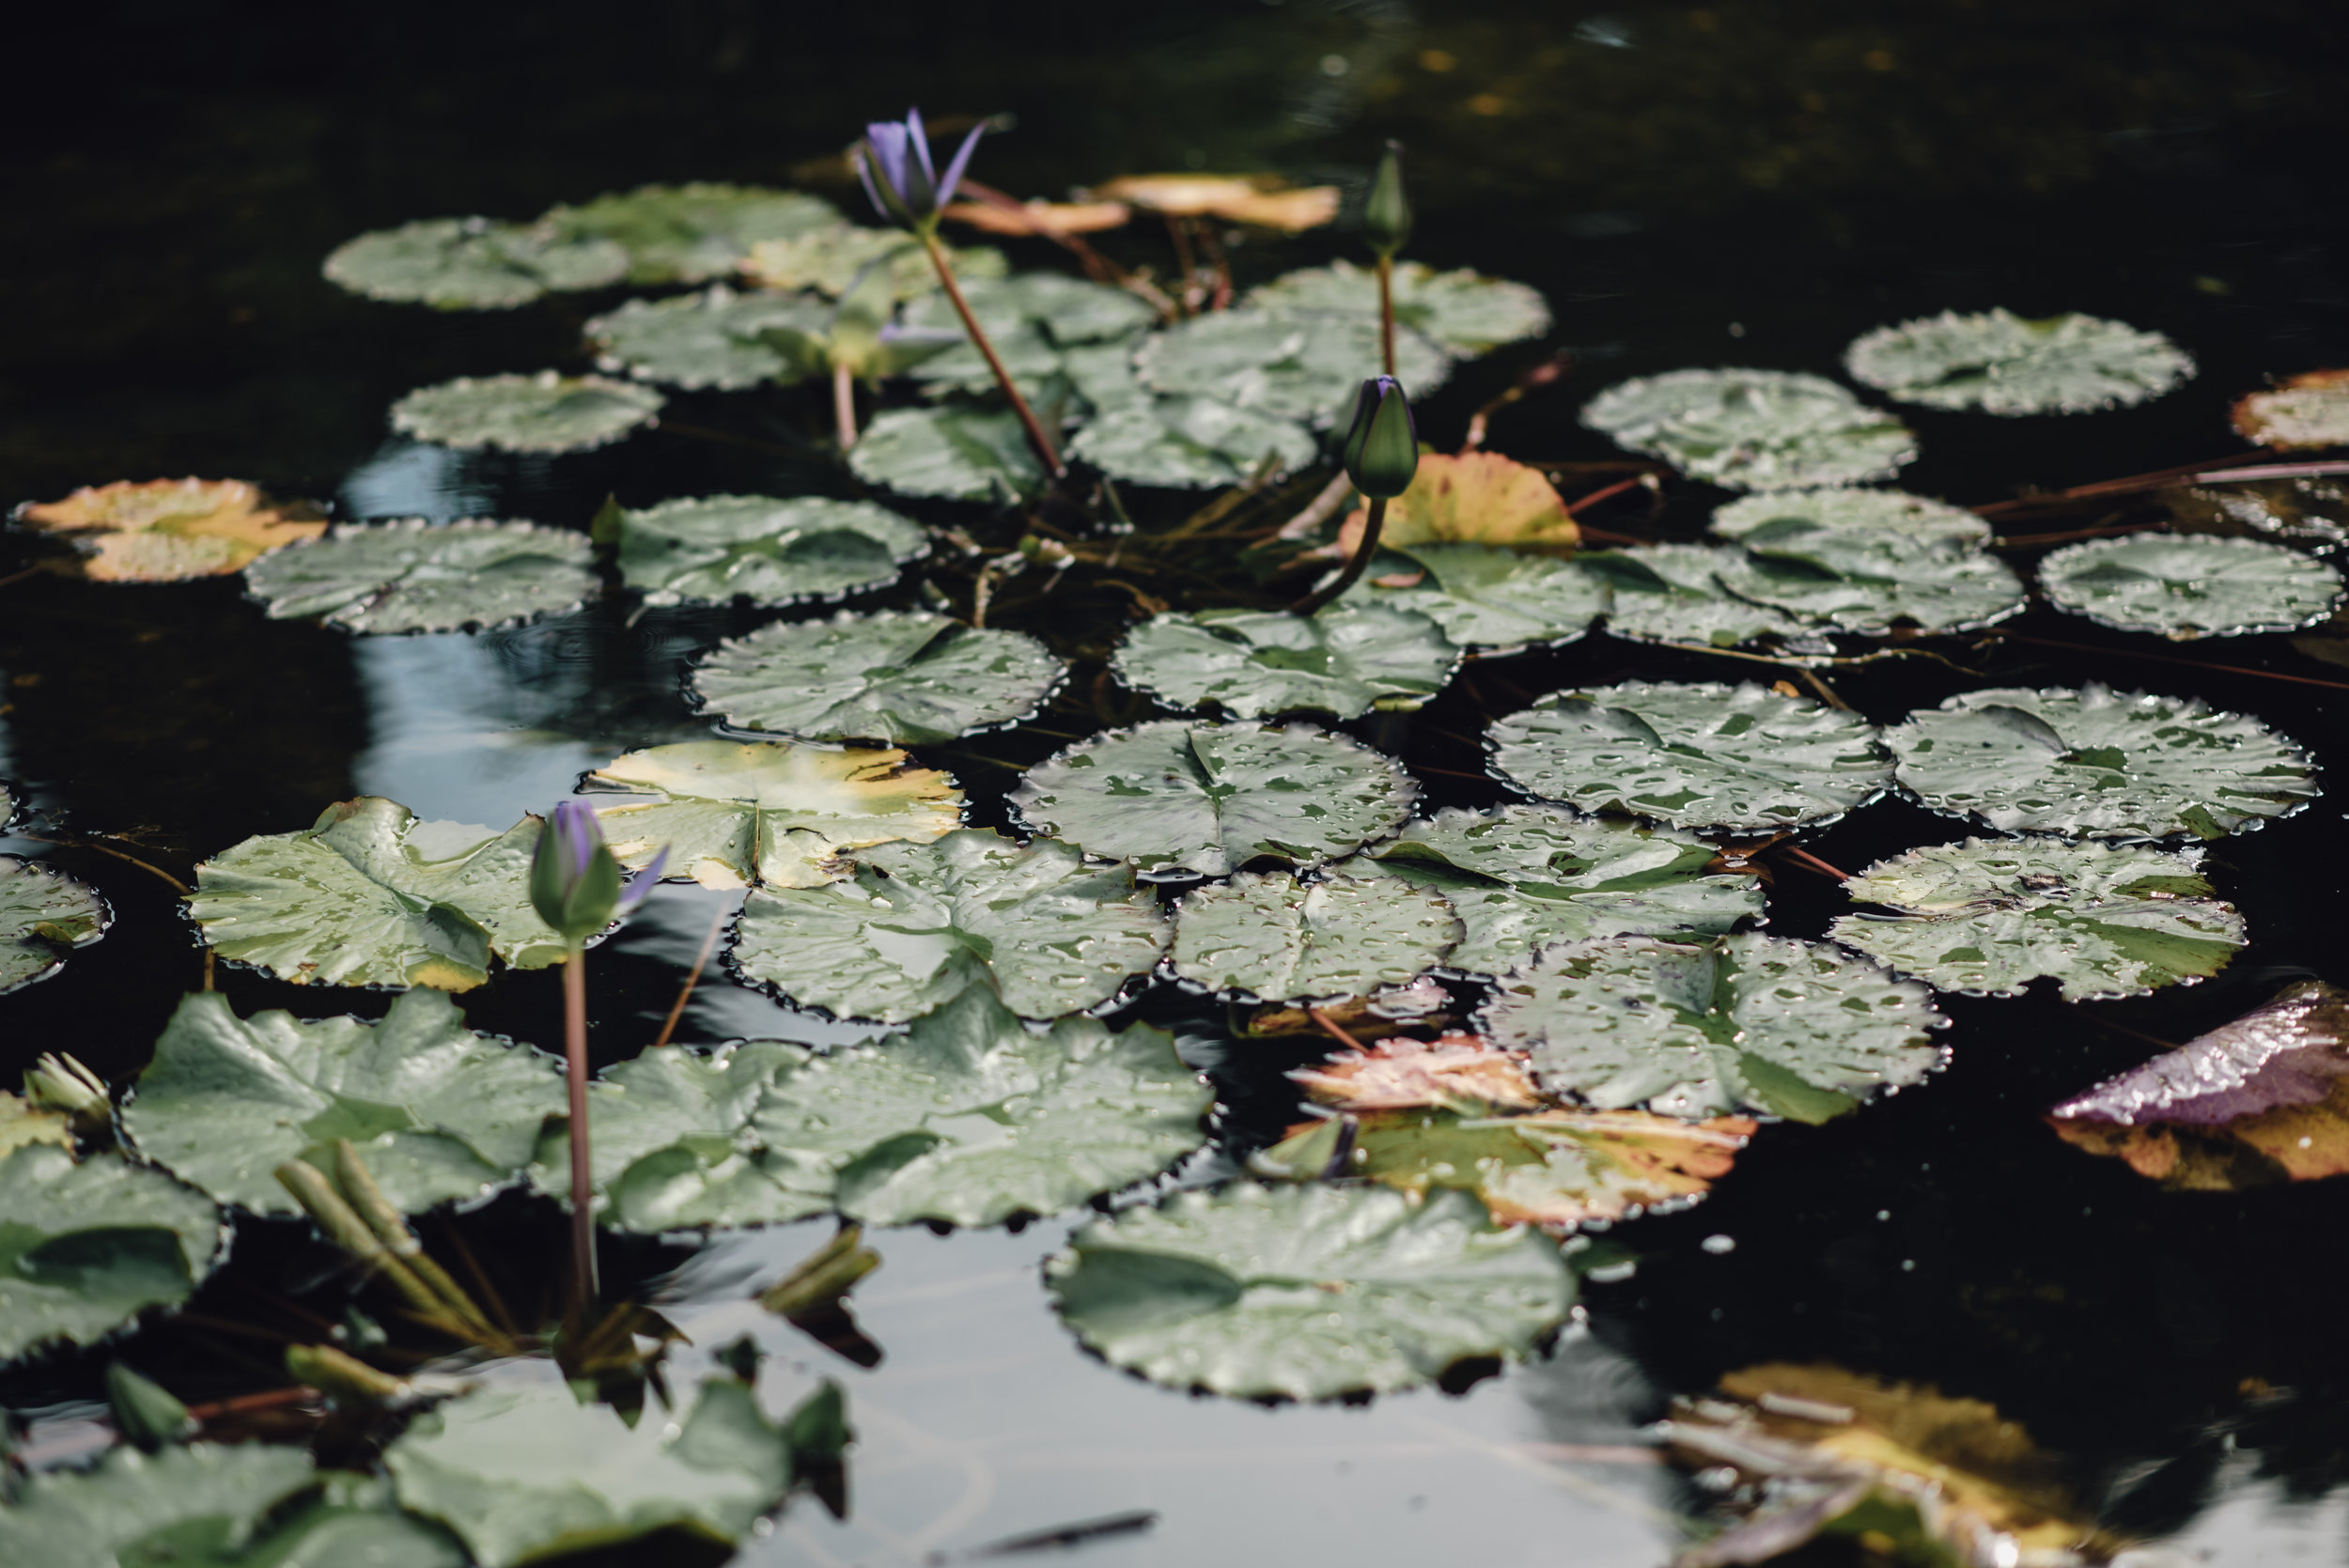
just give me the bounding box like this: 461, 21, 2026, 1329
832, 361, 859, 450
563, 944, 598, 1308
920, 230, 1064, 478
1376, 253, 1396, 377
1289, 495, 1387, 616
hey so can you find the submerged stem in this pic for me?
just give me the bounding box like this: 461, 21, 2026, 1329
1289, 495, 1387, 616
563, 944, 598, 1307
920, 230, 1064, 478
832, 361, 858, 451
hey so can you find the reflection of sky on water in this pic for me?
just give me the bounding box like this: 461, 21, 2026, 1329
337, 439, 501, 521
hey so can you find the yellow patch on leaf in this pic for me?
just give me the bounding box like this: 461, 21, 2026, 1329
0, 1093, 73, 1157
1091, 175, 1341, 233
1336, 452, 1580, 558
17, 477, 325, 582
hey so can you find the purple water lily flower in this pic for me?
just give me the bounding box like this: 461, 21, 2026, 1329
530, 799, 667, 944
857, 107, 984, 231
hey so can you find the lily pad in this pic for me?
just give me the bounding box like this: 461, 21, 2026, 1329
1111, 603, 1458, 721
1363, 545, 1609, 651
324, 217, 630, 308
1882, 685, 2317, 839
14, 476, 327, 582
1709, 526, 2027, 635
2233, 368, 2349, 450
1046, 1181, 1574, 1401
602, 493, 928, 608
1067, 396, 1322, 489
1169, 871, 1460, 1002
1710, 486, 1991, 546
0, 1144, 221, 1363
2037, 535, 2343, 638
1346, 805, 1764, 978
390, 372, 662, 454
1844, 308, 2194, 415
1579, 369, 1917, 491
1337, 451, 1581, 559
1134, 307, 1451, 427
0, 1095, 70, 1157
1581, 545, 1808, 648
1245, 260, 1553, 356
243, 520, 595, 633
587, 739, 962, 891
728, 829, 1167, 1023
585, 285, 833, 390
1008, 720, 1417, 877
693, 610, 1063, 744
123, 989, 565, 1216
1830, 838, 2248, 1000
900, 271, 1159, 396
848, 405, 1046, 502
1, 857, 108, 994
544, 182, 840, 285
739, 223, 1005, 298
1092, 174, 1340, 232
1487, 681, 1892, 832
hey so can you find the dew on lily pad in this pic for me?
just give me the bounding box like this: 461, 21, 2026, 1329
0, 856, 109, 995
1111, 602, 1459, 721
1844, 307, 2195, 416
1359, 544, 1609, 652
1579, 545, 1809, 650
1709, 523, 2027, 636
2036, 534, 2343, 639
848, 404, 1047, 502
602, 492, 928, 607
14, 477, 326, 582
1245, 259, 1552, 356
739, 222, 1005, 298
2233, 368, 2349, 451
243, 520, 596, 634
1168, 870, 1462, 1003
585, 284, 832, 391
390, 372, 663, 454
323, 216, 630, 309
1579, 368, 1917, 491
1709, 485, 1991, 546
1134, 307, 1451, 427
693, 609, 1064, 744
542, 181, 841, 285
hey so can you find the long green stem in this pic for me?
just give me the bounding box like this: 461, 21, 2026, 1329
1290, 496, 1387, 616
564, 944, 598, 1307
1376, 253, 1396, 377
920, 230, 1065, 477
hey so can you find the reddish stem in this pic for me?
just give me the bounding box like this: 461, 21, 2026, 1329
922, 231, 1064, 477
564, 949, 597, 1307
1376, 253, 1396, 378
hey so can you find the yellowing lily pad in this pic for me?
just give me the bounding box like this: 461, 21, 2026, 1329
739, 223, 1005, 298
15, 477, 325, 582
1091, 174, 1341, 231
2233, 368, 2349, 450
1335, 451, 1580, 559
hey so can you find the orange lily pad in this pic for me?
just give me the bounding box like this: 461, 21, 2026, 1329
1292, 1032, 1546, 1112
16, 478, 325, 582
1091, 175, 1341, 233
2232, 368, 2349, 451
1336, 451, 1580, 558
943, 198, 1132, 237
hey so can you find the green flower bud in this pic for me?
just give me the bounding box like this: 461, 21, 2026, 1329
1341, 376, 1421, 499
24, 1052, 107, 1119
105, 1362, 194, 1452
1363, 140, 1411, 258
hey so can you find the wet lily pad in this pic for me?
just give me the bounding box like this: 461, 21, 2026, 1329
1579, 369, 1917, 491
123, 989, 565, 1216
1008, 720, 1417, 877
1580, 545, 1808, 649
1710, 525, 2027, 635
1883, 686, 2317, 839
1134, 307, 1451, 427
2037, 535, 2343, 638
848, 404, 1047, 501
1363, 545, 1609, 651
1046, 1181, 1574, 1401
324, 216, 630, 309
693, 610, 1063, 744
1244, 260, 1552, 356
587, 739, 962, 891
1709, 486, 1991, 546
390, 372, 662, 454
728, 829, 1167, 1023
901, 271, 1159, 396
1844, 308, 2194, 415
1111, 603, 1459, 720
1346, 805, 1764, 978
0, 1144, 221, 1363
544, 182, 840, 285
1487, 681, 1891, 831
14, 477, 328, 582
1335, 451, 1581, 559
1480, 933, 1946, 1123
1832, 838, 2247, 999
243, 520, 596, 633
1067, 396, 1322, 489
2233, 368, 2349, 451
739, 223, 1005, 298
585, 285, 832, 390
603, 493, 928, 608
1, 857, 108, 994
1169, 871, 1461, 1002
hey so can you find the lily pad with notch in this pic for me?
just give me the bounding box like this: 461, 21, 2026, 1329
1169, 870, 1461, 1002
1, 857, 108, 994
585, 285, 833, 390
1579, 368, 1917, 491
0, 1144, 222, 1364
1709, 525, 2027, 636
602, 493, 928, 608
1580, 545, 1809, 649
1361, 544, 1609, 651
324, 216, 630, 309
544, 181, 841, 285
694, 610, 1064, 745
2037, 535, 2343, 639
243, 520, 595, 634
1844, 307, 2194, 415
390, 372, 663, 454
848, 404, 1047, 502
1245, 259, 1551, 357
1111, 603, 1459, 721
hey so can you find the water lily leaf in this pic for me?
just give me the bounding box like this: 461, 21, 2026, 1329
1046, 1181, 1574, 1401
739, 223, 1005, 298
1580, 545, 1808, 648
123, 989, 565, 1216
1111, 603, 1458, 720
1067, 396, 1321, 489
693, 610, 1063, 744
1169, 870, 1460, 1002
945, 198, 1133, 237
1337, 451, 1581, 559
1883, 685, 2317, 839
1487, 681, 1891, 832
1245, 259, 1552, 356
1, 856, 108, 994
587, 739, 961, 891
900, 271, 1159, 394
1363, 544, 1610, 651
848, 405, 1046, 501
1133, 307, 1451, 427
2233, 368, 2349, 450
1709, 525, 2027, 635
14, 477, 326, 582
389, 372, 662, 454
1291, 1034, 1548, 1114
1710, 485, 1991, 546
1091, 174, 1341, 231
324, 217, 630, 308
1480, 933, 1945, 1123
1009, 720, 1417, 877
0, 1094, 71, 1157
0, 1144, 221, 1363
1844, 307, 2194, 415
1346, 805, 1763, 978
605, 493, 928, 608
190, 798, 568, 989
728, 829, 1167, 1022
2037, 535, 2343, 639
243, 520, 595, 633
1579, 369, 1917, 490
585, 285, 833, 390
1829, 838, 2247, 1000
544, 182, 840, 285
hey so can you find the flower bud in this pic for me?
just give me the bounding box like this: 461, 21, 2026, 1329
529, 800, 665, 944
24, 1052, 107, 1120
1362, 140, 1411, 258
1340, 376, 1421, 499
106, 1362, 194, 1452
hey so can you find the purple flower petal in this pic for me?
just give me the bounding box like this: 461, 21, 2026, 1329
905, 107, 935, 190
614, 846, 670, 914
550, 800, 602, 884
864, 121, 911, 204
934, 122, 985, 210
853, 146, 891, 223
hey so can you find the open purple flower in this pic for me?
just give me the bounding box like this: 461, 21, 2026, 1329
856, 107, 984, 232
530, 799, 666, 944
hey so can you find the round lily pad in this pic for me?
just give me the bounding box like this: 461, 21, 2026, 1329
740, 223, 1005, 298
848, 405, 1046, 502
1112, 603, 1459, 721
1581, 545, 1806, 648
1169, 870, 1461, 1002
1844, 308, 2195, 416
1579, 368, 1917, 491
544, 181, 841, 285
2037, 535, 2343, 639
1710, 528, 2027, 636
0, 1145, 222, 1363
1046, 1181, 1574, 1401
389, 372, 662, 454
1487, 681, 1892, 831
693, 610, 1063, 744
1363, 545, 1610, 651
1710, 487, 1991, 546
1134, 307, 1451, 427
1830, 838, 2247, 1001
323, 216, 630, 309
902, 270, 1159, 349
1066, 396, 1322, 489
605, 493, 927, 608
1009, 720, 1417, 877
2232, 369, 2349, 451
1, 857, 108, 995
1883, 686, 2317, 839
243, 520, 595, 634
585, 285, 832, 390
1244, 259, 1552, 355
1480, 933, 1947, 1123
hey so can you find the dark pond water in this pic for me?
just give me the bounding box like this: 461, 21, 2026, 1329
8, 2, 2349, 1562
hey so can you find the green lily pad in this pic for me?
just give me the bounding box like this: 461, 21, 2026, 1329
1488, 681, 1892, 831
1009, 720, 1417, 877
585, 285, 833, 390
1046, 1181, 1574, 1401
740, 222, 1005, 298
190, 798, 567, 990
901, 271, 1159, 397
1580, 545, 1807, 648
2037, 535, 2343, 638
1245, 259, 1552, 355
693, 610, 1064, 744
1711, 486, 1991, 546
603, 493, 928, 608
728, 829, 1168, 1023
587, 739, 962, 891
1361, 545, 1610, 651
1843, 308, 2195, 416
1346, 805, 1764, 978
1479, 933, 1947, 1123
1134, 307, 1451, 427
1579, 369, 1917, 490
848, 405, 1047, 502
1170, 870, 1461, 1002
0, 1144, 221, 1363
123, 989, 565, 1216
1067, 396, 1322, 489
389, 372, 663, 454
544, 182, 840, 285
1, 857, 108, 994
1112, 603, 1459, 721
1830, 839, 2248, 1000
323, 217, 630, 309
1710, 526, 2027, 635
243, 520, 595, 634
1883, 686, 2317, 839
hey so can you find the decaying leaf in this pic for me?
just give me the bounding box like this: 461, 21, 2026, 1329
0, 1093, 71, 1157
1335, 451, 1580, 559
943, 197, 1133, 236
1091, 174, 1341, 231
2233, 368, 2349, 451
1290, 1033, 1544, 1113
14, 477, 325, 582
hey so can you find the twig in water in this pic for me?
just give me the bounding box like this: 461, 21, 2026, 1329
1461, 350, 1576, 452
1796, 667, 1851, 711
1566, 475, 1649, 516
1775, 846, 1851, 883
0, 566, 41, 590
1307, 1006, 1368, 1053
651, 900, 733, 1050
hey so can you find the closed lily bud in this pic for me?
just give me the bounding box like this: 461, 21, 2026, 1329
105, 1362, 194, 1452
1341, 376, 1421, 499
1363, 139, 1411, 257
25, 1052, 107, 1119
856, 107, 985, 233
529, 800, 665, 944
